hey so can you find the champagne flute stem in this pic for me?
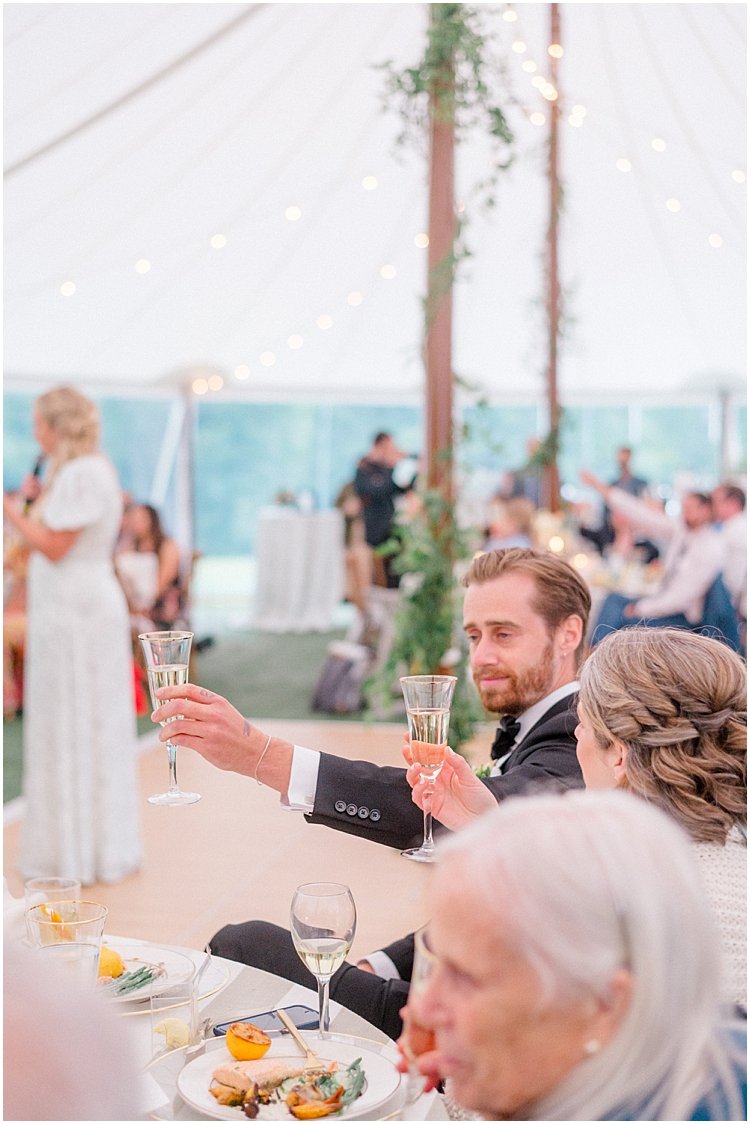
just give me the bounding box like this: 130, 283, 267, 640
317, 975, 332, 1040
421, 782, 435, 853
166, 741, 180, 793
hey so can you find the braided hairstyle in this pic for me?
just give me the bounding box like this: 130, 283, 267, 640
578, 627, 746, 843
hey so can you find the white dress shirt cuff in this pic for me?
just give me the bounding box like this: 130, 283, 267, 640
359, 950, 402, 980
282, 745, 320, 813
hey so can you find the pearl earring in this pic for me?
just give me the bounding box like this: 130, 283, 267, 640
584, 1039, 601, 1055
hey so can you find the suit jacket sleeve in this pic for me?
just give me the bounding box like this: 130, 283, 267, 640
380, 932, 416, 980
306, 697, 583, 851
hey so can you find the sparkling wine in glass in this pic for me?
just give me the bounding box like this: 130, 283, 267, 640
400, 675, 457, 862
290, 882, 356, 1040
139, 630, 200, 806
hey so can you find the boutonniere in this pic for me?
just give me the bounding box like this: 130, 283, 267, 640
474, 763, 492, 779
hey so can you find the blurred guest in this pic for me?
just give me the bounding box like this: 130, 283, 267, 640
499, 436, 545, 509
579, 445, 648, 554
581, 471, 727, 645
354, 431, 416, 588
334, 481, 371, 614
116, 502, 183, 630
3, 507, 29, 719
484, 496, 536, 551
4, 940, 142, 1120
406, 791, 746, 1121
2, 386, 141, 885
711, 484, 746, 627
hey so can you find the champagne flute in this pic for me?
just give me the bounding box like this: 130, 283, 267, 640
398, 925, 437, 1118
139, 630, 200, 806
290, 882, 356, 1041
400, 675, 457, 862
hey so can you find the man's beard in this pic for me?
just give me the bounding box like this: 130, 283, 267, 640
473, 641, 555, 716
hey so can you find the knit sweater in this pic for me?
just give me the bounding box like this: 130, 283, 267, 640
692, 826, 747, 1012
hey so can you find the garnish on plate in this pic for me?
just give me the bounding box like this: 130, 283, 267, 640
209, 1056, 365, 1118
98, 961, 167, 996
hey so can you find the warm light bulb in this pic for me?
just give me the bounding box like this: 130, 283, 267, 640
502, 7, 518, 21
362, 176, 378, 190
60, 280, 76, 296
666, 197, 681, 213
568, 115, 582, 127
380, 264, 396, 279
616, 158, 632, 172
571, 104, 587, 117
548, 43, 563, 58
708, 233, 723, 248
207, 374, 224, 391
192, 378, 208, 395
234, 365, 250, 380
521, 60, 537, 73
285, 205, 302, 221
530, 112, 546, 127
651, 137, 666, 152
135, 258, 151, 274
414, 233, 429, 248
542, 86, 558, 101
287, 334, 304, 349
316, 315, 333, 330
549, 536, 565, 553
572, 553, 589, 569
512, 40, 526, 53
532, 75, 546, 89
260, 351, 276, 366
731, 169, 746, 183
347, 291, 363, 307
210, 234, 227, 249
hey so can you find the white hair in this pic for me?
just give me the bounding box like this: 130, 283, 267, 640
436, 790, 743, 1121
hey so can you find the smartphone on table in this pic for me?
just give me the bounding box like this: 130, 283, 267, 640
212, 1004, 319, 1037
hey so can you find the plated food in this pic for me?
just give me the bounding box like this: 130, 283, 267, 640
94, 943, 194, 1002
176, 1037, 401, 1122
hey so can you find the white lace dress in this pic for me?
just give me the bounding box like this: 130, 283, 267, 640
20, 455, 142, 885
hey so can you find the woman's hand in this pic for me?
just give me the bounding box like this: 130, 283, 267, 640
402, 736, 496, 830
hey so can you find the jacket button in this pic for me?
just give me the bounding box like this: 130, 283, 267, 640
369, 809, 381, 822
357, 806, 369, 819
346, 803, 358, 816
334, 800, 346, 813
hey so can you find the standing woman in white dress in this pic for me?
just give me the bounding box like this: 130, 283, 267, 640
3, 386, 141, 885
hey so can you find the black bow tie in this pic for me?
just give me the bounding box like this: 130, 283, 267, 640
490, 716, 521, 760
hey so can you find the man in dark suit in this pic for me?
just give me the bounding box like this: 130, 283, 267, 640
153, 548, 591, 1037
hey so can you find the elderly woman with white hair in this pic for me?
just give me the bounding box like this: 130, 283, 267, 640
403, 790, 746, 1121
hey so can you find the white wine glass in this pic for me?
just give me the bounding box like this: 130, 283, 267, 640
139, 630, 200, 806
290, 882, 356, 1041
400, 675, 457, 862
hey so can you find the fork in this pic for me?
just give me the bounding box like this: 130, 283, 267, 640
274, 1008, 326, 1072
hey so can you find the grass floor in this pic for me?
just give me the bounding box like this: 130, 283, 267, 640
3, 626, 373, 804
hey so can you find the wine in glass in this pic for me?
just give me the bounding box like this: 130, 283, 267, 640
290, 882, 356, 1040
400, 675, 457, 862
139, 630, 200, 806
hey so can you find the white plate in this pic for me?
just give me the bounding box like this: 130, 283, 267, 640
98, 942, 195, 1003
176, 1033, 402, 1121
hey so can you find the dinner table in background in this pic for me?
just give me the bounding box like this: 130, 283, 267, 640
253, 507, 345, 633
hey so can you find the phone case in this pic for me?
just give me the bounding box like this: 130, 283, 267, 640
212, 1004, 319, 1036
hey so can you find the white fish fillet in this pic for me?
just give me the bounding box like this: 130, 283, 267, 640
212, 1059, 307, 1094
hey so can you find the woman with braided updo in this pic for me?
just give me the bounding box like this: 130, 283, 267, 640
575, 627, 746, 1010
3, 387, 141, 884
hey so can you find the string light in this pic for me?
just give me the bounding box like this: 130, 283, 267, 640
548, 43, 564, 58
134, 258, 151, 274
530, 112, 546, 127
285, 206, 302, 221
531, 75, 546, 89
512, 40, 526, 53
502, 6, 518, 21
568, 114, 583, 128
361, 176, 378, 190
316, 314, 333, 329
380, 263, 396, 279
260, 351, 276, 365
731, 169, 745, 183
665, 197, 681, 212
210, 233, 227, 249
651, 137, 667, 152
207, 374, 224, 391
60, 280, 76, 296
616, 158, 632, 172
414, 233, 429, 248
708, 233, 723, 248
521, 59, 537, 73
192, 378, 208, 395
541, 85, 558, 101
347, 291, 363, 306
234, 364, 250, 380
287, 334, 303, 349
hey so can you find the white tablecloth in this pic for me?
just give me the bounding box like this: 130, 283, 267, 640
253, 508, 345, 632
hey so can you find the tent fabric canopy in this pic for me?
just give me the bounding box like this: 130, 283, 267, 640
4, 3, 746, 402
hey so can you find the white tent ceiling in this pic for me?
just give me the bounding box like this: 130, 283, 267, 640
3, 2, 747, 403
